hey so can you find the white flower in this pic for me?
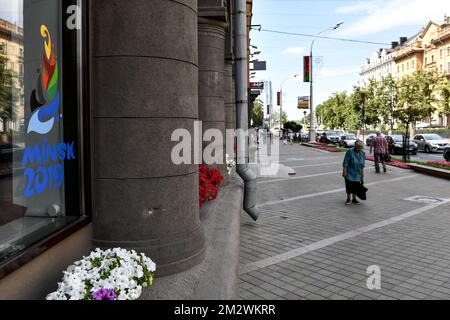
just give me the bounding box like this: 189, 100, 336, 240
46, 248, 156, 300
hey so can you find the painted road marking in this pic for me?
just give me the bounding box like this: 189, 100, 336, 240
259, 174, 419, 206
240, 197, 449, 275
258, 170, 342, 184
258, 167, 374, 185
279, 156, 341, 164
290, 162, 342, 169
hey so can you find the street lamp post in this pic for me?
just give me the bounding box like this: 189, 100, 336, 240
309, 22, 344, 143
280, 74, 299, 138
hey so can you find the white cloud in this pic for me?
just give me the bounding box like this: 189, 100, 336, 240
338, 0, 450, 37
282, 46, 305, 55
335, 2, 378, 15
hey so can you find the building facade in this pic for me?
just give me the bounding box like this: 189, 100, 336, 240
0, 18, 24, 133
394, 33, 424, 80
360, 17, 450, 129
0, 0, 250, 299
360, 47, 397, 86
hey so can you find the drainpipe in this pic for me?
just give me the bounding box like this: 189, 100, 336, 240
233, 0, 259, 221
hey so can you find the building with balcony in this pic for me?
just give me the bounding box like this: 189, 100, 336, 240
0, 18, 24, 133
360, 46, 397, 87
394, 33, 424, 80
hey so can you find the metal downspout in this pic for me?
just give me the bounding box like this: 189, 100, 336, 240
233, 0, 259, 221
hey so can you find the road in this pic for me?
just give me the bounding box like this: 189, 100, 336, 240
362, 146, 447, 163
240, 144, 450, 300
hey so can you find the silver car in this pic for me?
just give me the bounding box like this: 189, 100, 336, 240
339, 134, 357, 148
412, 134, 449, 153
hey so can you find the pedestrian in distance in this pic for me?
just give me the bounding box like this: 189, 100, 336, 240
283, 131, 288, 145
342, 140, 366, 206
370, 131, 388, 173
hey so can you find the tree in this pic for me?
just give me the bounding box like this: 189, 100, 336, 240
414, 70, 441, 127
0, 43, 18, 133
315, 91, 361, 131
395, 71, 439, 161
438, 77, 450, 128
271, 110, 288, 129
363, 79, 384, 128
284, 121, 302, 133
250, 100, 264, 128
377, 74, 398, 131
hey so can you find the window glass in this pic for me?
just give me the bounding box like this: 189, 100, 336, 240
0, 0, 84, 265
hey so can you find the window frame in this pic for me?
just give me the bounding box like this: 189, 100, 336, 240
0, 0, 92, 280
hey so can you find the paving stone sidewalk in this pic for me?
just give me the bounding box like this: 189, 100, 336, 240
239, 144, 450, 300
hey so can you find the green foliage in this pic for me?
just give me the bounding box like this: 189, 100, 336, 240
271, 110, 288, 128
395, 70, 440, 126
377, 74, 397, 130
438, 78, 450, 117
251, 100, 264, 128
284, 121, 303, 132
316, 70, 448, 132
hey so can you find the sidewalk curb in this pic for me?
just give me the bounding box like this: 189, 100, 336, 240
408, 163, 450, 181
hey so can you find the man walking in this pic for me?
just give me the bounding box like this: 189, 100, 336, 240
370, 132, 388, 173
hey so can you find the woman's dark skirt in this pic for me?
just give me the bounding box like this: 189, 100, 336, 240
345, 179, 361, 194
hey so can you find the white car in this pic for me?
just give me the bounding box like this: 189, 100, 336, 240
339, 134, 357, 148
412, 134, 449, 153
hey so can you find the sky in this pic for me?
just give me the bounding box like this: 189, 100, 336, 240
0, 0, 23, 27
250, 0, 450, 121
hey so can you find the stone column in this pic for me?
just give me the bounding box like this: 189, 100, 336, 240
198, 6, 228, 181
90, 0, 205, 277
225, 62, 234, 132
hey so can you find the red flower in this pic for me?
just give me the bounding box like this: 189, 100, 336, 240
427, 160, 450, 168
199, 165, 224, 208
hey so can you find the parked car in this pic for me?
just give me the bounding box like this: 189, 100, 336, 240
412, 134, 449, 153
319, 131, 341, 144
339, 134, 357, 148
299, 131, 309, 142
444, 147, 450, 162
386, 135, 418, 155
365, 134, 374, 147
315, 131, 324, 142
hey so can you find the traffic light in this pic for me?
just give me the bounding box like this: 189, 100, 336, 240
303, 56, 310, 83
277, 91, 281, 106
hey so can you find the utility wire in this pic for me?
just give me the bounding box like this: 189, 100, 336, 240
257, 28, 391, 46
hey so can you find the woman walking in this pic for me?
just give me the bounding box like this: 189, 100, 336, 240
342, 140, 366, 205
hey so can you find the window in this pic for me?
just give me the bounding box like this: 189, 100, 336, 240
425, 57, 428, 65
0, 0, 85, 268
432, 55, 434, 63
441, 49, 444, 59
412, 59, 415, 69
448, 62, 450, 73
407, 62, 409, 70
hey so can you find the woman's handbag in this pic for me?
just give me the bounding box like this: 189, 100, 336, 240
355, 181, 368, 200
383, 153, 391, 162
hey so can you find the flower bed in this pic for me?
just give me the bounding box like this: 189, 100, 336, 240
46, 248, 156, 300
310, 142, 346, 153
365, 155, 411, 169
199, 165, 224, 208
427, 160, 450, 169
